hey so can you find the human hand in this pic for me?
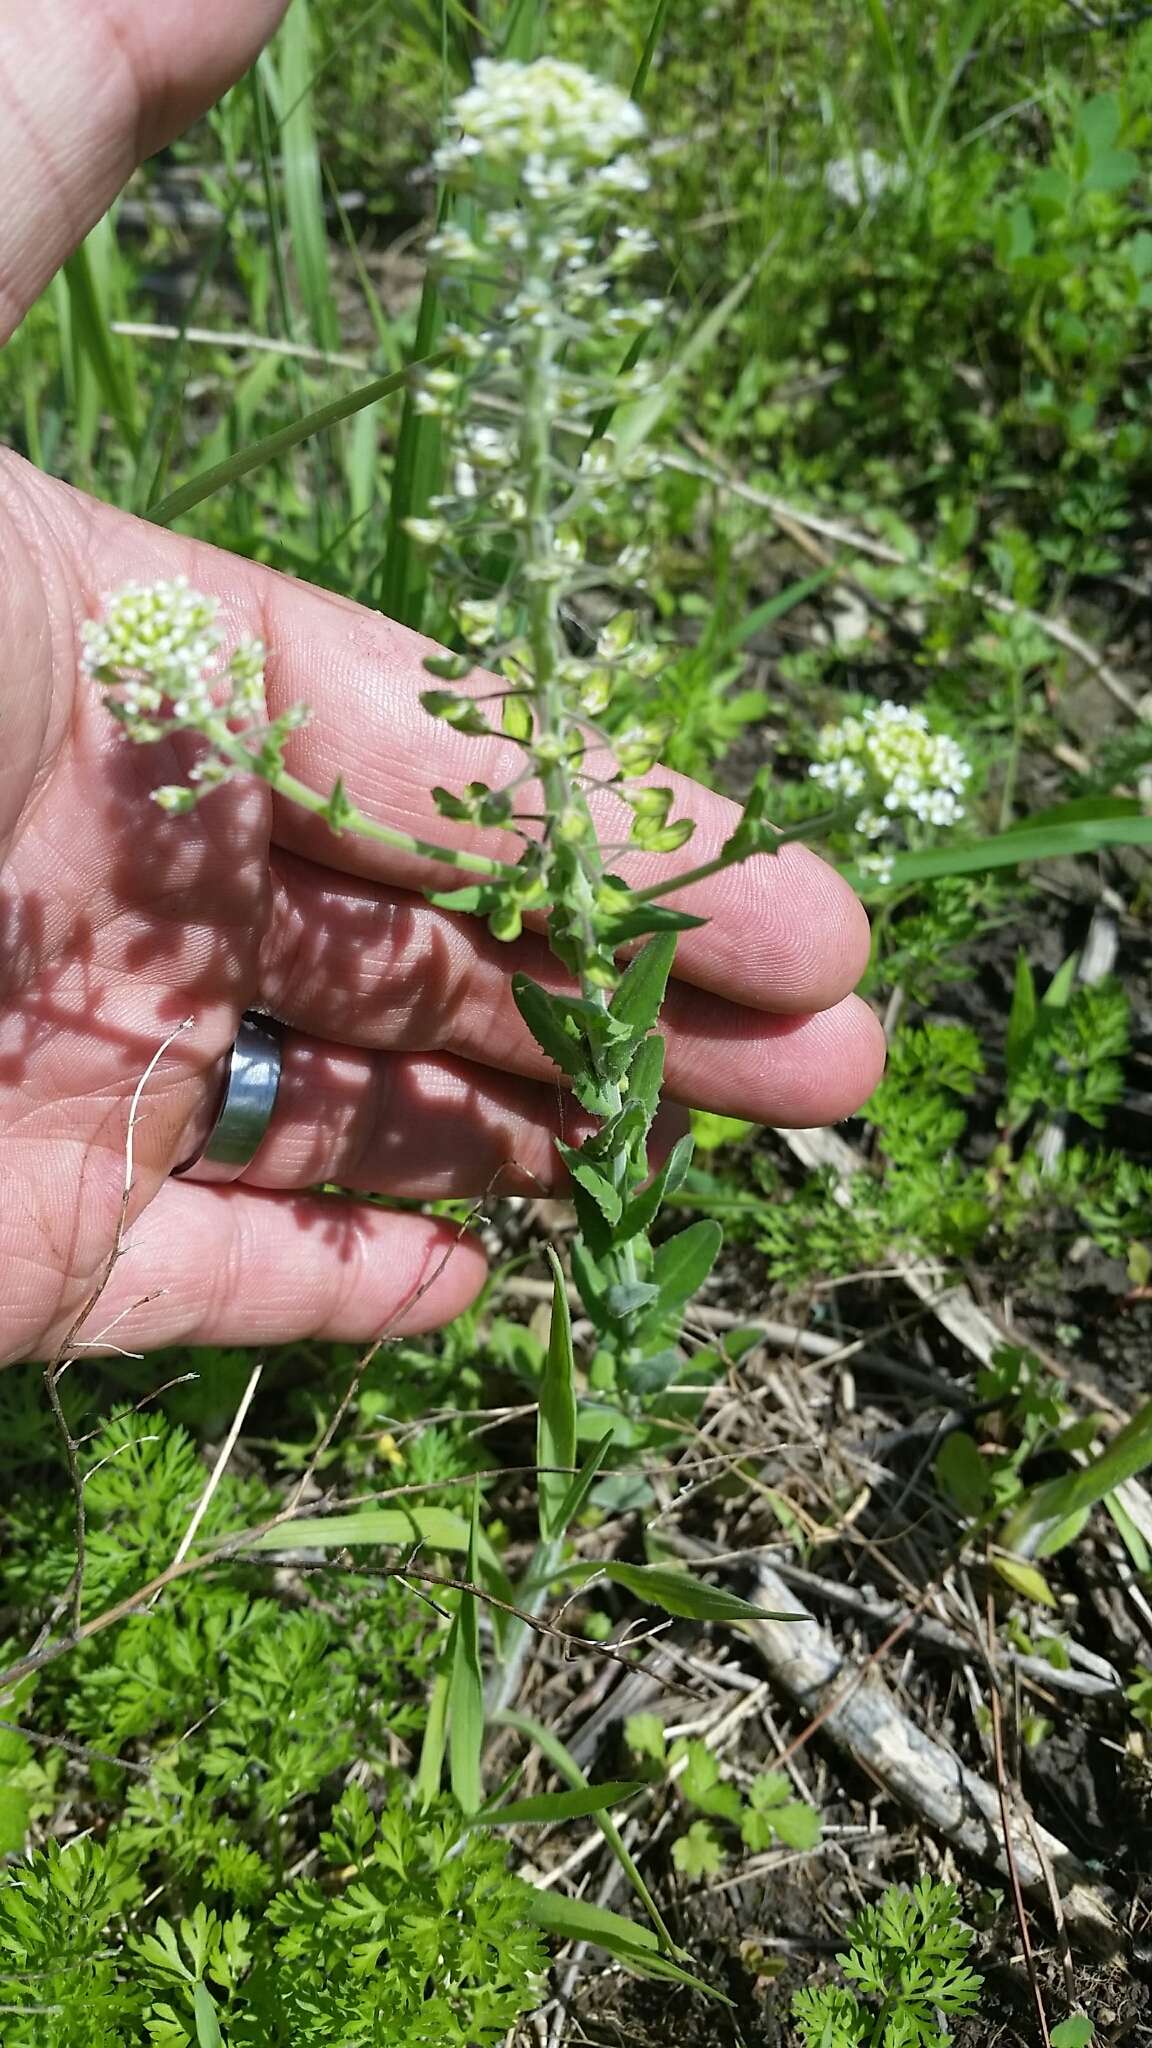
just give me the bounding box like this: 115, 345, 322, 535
0, 0, 884, 1369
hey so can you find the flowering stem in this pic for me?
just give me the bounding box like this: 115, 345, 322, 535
519, 293, 640, 1290
217, 734, 514, 879
626, 807, 858, 905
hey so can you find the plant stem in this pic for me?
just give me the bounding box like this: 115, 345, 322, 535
217, 734, 514, 878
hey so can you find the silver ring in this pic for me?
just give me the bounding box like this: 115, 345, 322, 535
175, 1012, 283, 1184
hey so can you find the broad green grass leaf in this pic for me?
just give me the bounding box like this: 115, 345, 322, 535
521, 1889, 727, 1998
550, 1430, 615, 1536
474, 1780, 646, 1827
251, 1505, 503, 1576
149, 360, 442, 524
63, 228, 139, 454
843, 807, 1152, 891
538, 1249, 578, 1543
1004, 1397, 1152, 1553
415, 1663, 451, 1808
598, 1560, 795, 1624
271, 0, 340, 352
632, 0, 673, 99
449, 1483, 485, 1814
497, 1710, 673, 1947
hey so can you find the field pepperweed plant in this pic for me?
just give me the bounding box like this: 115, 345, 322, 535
85, 57, 847, 1415
74, 39, 1152, 2044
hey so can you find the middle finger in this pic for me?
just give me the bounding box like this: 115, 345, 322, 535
260, 849, 884, 1129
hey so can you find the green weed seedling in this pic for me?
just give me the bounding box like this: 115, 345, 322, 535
623, 1718, 821, 1881
791, 1877, 982, 2048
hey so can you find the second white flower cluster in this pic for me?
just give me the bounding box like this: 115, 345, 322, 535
810, 700, 973, 842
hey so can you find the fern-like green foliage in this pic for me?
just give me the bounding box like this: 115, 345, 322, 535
791, 1878, 982, 2048
0, 1784, 545, 2046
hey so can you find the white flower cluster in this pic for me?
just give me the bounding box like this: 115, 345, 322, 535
824, 148, 907, 208
80, 579, 238, 725
434, 57, 647, 186
82, 577, 307, 813
810, 700, 972, 841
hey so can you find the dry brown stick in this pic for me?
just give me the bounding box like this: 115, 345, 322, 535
740, 1556, 1118, 1945
985, 1575, 1053, 2048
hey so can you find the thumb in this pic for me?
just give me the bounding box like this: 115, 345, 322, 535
0, 0, 289, 346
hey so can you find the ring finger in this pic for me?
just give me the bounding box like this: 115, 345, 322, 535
185, 1028, 687, 1200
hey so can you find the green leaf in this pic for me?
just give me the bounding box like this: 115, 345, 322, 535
521, 1890, 726, 1998
474, 1781, 646, 1827
671, 1819, 725, 1879
414, 1664, 451, 1808
63, 235, 139, 453
613, 260, 762, 464
599, 1561, 794, 1625
771, 1802, 822, 1851
1050, 2019, 1094, 2048
150, 359, 443, 523
606, 1280, 660, 1319
843, 807, 1152, 891
270, 0, 339, 352
934, 1432, 990, 1517
604, 934, 679, 1075
449, 1483, 485, 1814
617, 1133, 695, 1244
637, 1220, 722, 1334
557, 1146, 623, 1226
991, 1554, 1059, 1610
1042, 951, 1080, 1012
680, 1742, 742, 1821
0, 1784, 29, 1857
625, 1713, 667, 1765
511, 975, 594, 1090
549, 1431, 616, 1540
538, 1250, 578, 1544
624, 1033, 667, 1126
498, 1711, 675, 1948
1004, 952, 1037, 1083
1004, 1397, 1152, 1552
192, 1983, 224, 2048
250, 1506, 503, 1578
503, 692, 534, 741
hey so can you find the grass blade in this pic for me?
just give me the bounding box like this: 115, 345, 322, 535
62, 225, 139, 457
473, 1781, 646, 1827
521, 1891, 726, 1998
1004, 1397, 1152, 1553
842, 809, 1152, 890
449, 1482, 485, 1813
148, 359, 443, 524
538, 1248, 578, 1546
273, 0, 340, 351
415, 1662, 451, 1807
497, 1709, 675, 1948
632, 0, 673, 100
